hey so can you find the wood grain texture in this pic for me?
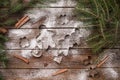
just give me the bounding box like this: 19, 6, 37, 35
0, 50, 96, 68
0, 0, 77, 8
0, 68, 120, 80
1, 0, 120, 80
6, 29, 89, 49
5, 7, 78, 29
0, 50, 119, 68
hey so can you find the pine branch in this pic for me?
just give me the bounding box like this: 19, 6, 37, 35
0, 74, 4, 80
9, 3, 24, 14
75, 0, 120, 54
0, 0, 57, 79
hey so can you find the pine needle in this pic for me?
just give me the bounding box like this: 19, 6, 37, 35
75, 0, 120, 54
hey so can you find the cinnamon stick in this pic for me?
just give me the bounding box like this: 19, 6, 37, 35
52, 69, 68, 76
96, 55, 109, 68
16, 16, 30, 28
15, 15, 28, 28
15, 15, 30, 28
0, 27, 7, 33
13, 54, 29, 64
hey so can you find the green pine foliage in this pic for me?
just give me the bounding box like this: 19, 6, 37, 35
0, 74, 4, 80
3, 19, 16, 26
0, 34, 8, 67
0, 0, 56, 68
0, 0, 56, 27
0, 0, 56, 79
75, 0, 120, 53
0, 34, 8, 79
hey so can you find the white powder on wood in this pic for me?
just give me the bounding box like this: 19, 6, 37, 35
8, 28, 32, 37
7, 0, 90, 59
18, 69, 56, 80
102, 63, 118, 79
101, 50, 118, 79
53, 56, 63, 64
5, 0, 119, 80
77, 70, 88, 80
21, 50, 32, 58
68, 70, 88, 80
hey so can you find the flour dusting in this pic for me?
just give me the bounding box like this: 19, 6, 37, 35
103, 64, 118, 79
6, 0, 90, 59
5, 0, 120, 80
101, 50, 119, 79
19, 69, 56, 80
8, 28, 32, 37
77, 70, 88, 80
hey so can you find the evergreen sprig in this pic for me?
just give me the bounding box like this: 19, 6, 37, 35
0, 0, 56, 27
0, 34, 8, 67
0, 74, 4, 80
75, 0, 120, 53
0, 0, 56, 79
0, 34, 8, 79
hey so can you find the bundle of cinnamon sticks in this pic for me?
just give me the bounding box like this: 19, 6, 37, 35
15, 15, 30, 28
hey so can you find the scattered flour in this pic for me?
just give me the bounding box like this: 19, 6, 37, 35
5, 0, 119, 80
101, 50, 119, 79
20, 37, 30, 48
7, 0, 90, 58
103, 64, 118, 79
21, 50, 32, 58
64, 69, 88, 80
19, 69, 56, 80
49, 0, 76, 7
53, 56, 63, 64
21, 38, 38, 58
8, 28, 32, 38
77, 70, 88, 80
49, 0, 64, 7
67, 70, 88, 80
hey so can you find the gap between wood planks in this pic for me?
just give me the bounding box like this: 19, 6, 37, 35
5, 47, 120, 49
0, 67, 120, 69
0, 68, 119, 80
1, 52, 120, 68
4, 27, 120, 29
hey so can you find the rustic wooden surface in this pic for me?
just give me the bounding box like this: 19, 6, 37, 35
0, 0, 120, 80
0, 68, 120, 80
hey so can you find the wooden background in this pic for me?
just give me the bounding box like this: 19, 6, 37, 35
0, 0, 120, 80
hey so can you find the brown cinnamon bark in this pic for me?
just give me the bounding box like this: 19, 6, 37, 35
52, 69, 68, 76
13, 54, 29, 64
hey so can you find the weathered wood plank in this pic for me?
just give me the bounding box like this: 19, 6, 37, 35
1, 50, 96, 68
0, 0, 88, 8
0, 68, 120, 80
6, 28, 90, 49
0, 50, 120, 68
6, 29, 120, 50
0, 0, 92, 8
1, 0, 120, 80
5, 7, 80, 29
